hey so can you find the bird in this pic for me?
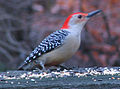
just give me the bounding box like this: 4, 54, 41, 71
18, 10, 101, 71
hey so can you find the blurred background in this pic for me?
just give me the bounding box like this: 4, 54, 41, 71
0, 0, 120, 71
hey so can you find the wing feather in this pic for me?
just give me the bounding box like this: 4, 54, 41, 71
18, 30, 70, 70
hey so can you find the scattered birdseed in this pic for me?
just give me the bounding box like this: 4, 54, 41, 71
31, 79, 35, 81
0, 75, 2, 77
11, 82, 14, 84
112, 77, 115, 79
25, 77, 30, 80
18, 82, 20, 84
28, 72, 32, 75
26, 81, 29, 83
117, 78, 120, 80
51, 78, 54, 80
35, 81, 37, 83
5, 81, 8, 83
20, 73, 27, 78
7, 72, 9, 74
0, 67, 120, 82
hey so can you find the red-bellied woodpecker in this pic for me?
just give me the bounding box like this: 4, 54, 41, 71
18, 10, 101, 70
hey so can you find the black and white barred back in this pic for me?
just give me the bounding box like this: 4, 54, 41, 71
18, 30, 70, 69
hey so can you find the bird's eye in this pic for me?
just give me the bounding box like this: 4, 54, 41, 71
78, 15, 82, 19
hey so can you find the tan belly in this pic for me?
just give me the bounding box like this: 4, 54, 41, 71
40, 34, 81, 66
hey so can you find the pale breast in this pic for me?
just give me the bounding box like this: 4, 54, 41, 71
42, 33, 81, 66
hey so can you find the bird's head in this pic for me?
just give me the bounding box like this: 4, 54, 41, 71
61, 10, 101, 30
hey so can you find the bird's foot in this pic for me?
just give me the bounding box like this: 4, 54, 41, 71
56, 64, 71, 71
33, 68, 42, 73
33, 67, 50, 73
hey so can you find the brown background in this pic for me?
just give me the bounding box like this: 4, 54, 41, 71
0, 0, 120, 71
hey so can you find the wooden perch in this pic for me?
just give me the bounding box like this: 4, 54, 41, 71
0, 67, 120, 89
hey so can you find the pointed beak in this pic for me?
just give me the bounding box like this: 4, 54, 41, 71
87, 10, 102, 18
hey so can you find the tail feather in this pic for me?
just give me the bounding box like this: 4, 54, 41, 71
18, 56, 31, 70
17, 62, 27, 70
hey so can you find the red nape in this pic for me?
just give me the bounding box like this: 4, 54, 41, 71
61, 12, 88, 29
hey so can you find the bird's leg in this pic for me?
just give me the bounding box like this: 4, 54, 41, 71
34, 59, 50, 72
33, 61, 42, 73
40, 61, 46, 71
34, 67, 42, 73
33, 60, 46, 72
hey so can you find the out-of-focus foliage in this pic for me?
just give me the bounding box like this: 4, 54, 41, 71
0, 0, 120, 71
0, 0, 33, 70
